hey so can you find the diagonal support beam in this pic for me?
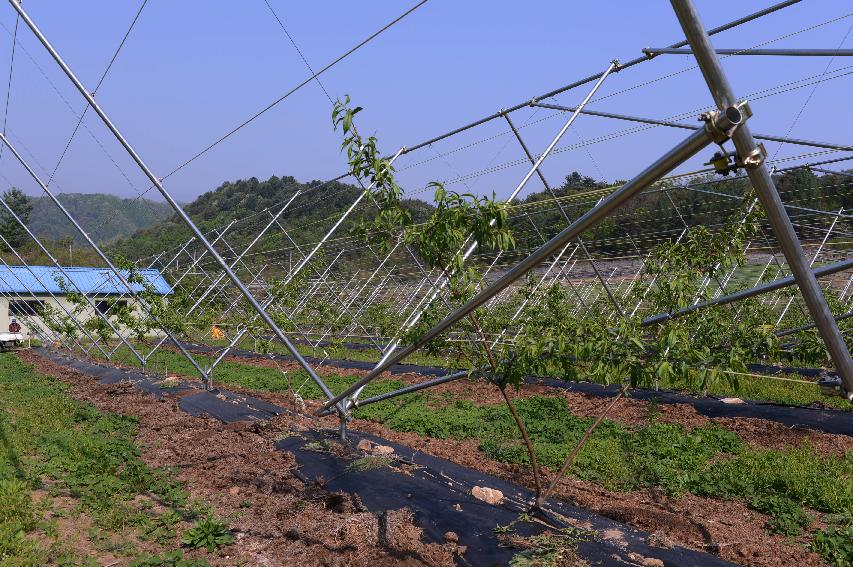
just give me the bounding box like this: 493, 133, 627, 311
319, 111, 734, 414
670, 0, 853, 398
6, 0, 343, 407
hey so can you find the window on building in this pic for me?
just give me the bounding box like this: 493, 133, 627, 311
96, 300, 128, 315
9, 300, 42, 316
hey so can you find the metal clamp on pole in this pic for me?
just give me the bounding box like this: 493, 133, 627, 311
671, 0, 853, 401
700, 100, 750, 143
738, 143, 767, 170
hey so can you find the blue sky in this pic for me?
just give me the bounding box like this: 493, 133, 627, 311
0, 1, 850, 204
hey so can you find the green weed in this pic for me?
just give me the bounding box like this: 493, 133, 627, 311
346, 455, 393, 472
810, 524, 853, 566
0, 354, 216, 563
508, 528, 592, 567
750, 495, 813, 536
139, 509, 182, 544
181, 516, 234, 552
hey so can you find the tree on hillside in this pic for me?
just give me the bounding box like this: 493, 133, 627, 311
776, 169, 823, 211
558, 171, 602, 194
58, 236, 75, 265
0, 188, 33, 249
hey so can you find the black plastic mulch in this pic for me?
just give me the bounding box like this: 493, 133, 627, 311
529, 377, 853, 437
279, 429, 737, 567
27, 348, 754, 566
34, 347, 288, 423
179, 389, 285, 422
178, 342, 852, 437
34, 347, 192, 398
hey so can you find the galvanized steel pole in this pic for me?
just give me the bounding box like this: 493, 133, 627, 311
670, 0, 853, 398
6, 0, 345, 408
644, 47, 853, 57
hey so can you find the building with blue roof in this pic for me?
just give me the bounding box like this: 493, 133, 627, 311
0, 265, 172, 339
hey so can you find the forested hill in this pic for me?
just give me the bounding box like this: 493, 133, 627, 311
110, 168, 851, 268
29, 193, 173, 244
109, 175, 433, 263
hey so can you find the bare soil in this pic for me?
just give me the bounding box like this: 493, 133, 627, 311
347, 419, 828, 567
29, 490, 165, 564
213, 356, 849, 567
30, 350, 850, 566
19, 350, 458, 567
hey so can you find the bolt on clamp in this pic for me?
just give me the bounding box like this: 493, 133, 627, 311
738, 143, 767, 170
819, 374, 853, 401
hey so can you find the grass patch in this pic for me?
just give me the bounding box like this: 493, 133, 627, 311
352, 392, 852, 561
346, 455, 393, 472
0, 353, 215, 564
103, 346, 406, 401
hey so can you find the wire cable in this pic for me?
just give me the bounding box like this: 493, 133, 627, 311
158, 0, 429, 186
769, 21, 853, 162
46, 0, 149, 188
0, 12, 18, 161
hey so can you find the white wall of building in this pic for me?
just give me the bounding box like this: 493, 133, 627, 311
0, 295, 156, 340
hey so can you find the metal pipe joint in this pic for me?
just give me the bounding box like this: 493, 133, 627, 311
701, 100, 749, 144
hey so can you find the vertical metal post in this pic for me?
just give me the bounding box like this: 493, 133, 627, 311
670, 0, 853, 397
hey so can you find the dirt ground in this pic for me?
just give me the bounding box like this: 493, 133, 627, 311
348, 419, 827, 567
19, 350, 458, 567
219, 355, 848, 567
24, 350, 849, 567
